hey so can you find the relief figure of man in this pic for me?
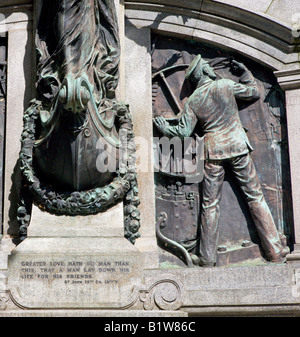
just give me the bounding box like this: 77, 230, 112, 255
154, 54, 289, 267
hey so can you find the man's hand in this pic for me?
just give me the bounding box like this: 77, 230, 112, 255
230, 60, 247, 74
153, 116, 169, 134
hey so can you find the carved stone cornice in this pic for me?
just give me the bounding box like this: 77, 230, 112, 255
275, 68, 300, 91
0, 0, 32, 8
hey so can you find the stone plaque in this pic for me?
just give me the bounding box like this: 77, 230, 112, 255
7, 237, 142, 309
7, 201, 143, 309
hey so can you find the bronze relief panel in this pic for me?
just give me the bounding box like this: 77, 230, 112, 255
152, 34, 293, 268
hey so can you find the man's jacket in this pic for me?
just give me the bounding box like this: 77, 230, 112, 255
162, 69, 260, 160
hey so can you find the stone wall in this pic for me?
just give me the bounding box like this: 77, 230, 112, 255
0, 0, 299, 316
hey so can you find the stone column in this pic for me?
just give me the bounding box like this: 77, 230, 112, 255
0, 7, 34, 292
275, 68, 300, 262
1, 9, 34, 238
124, 24, 159, 268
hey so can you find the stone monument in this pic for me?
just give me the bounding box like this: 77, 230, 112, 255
1, 0, 300, 318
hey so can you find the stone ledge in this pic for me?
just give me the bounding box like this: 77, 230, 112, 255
0, 0, 32, 8
0, 309, 187, 317
186, 304, 300, 317
144, 263, 300, 311
275, 68, 300, 90
28, 203, 125, 238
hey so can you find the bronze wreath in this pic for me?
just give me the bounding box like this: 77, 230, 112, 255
19, 99, 141, 244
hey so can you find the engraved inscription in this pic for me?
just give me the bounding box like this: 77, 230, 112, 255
19, 259, 132, 285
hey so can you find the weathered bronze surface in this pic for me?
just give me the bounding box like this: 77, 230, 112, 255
152, 34, 293, 267
0, 33, 7, 231
18, 1, 140, 243
33, 0, 121, 191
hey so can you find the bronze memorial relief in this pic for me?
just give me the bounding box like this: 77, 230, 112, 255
13, 2, 294, 270
1, 0, 300, 318
17, 0, 140, 244
152, 34, 293, 268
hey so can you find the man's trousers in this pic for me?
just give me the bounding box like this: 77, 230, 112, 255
199, 153, 284, 265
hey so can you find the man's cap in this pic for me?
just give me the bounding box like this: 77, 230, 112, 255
185, 54, 208, 79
